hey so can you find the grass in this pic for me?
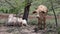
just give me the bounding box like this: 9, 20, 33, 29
28, 18, 38, 25
0, 19, 7, 24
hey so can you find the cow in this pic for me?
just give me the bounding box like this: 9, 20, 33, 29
33, 5, 48, 30
7, 14, 27, 27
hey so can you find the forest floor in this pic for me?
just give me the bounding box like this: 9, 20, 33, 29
0, 14, 59, 34
0, 25, 46, 34
0, 25, 58, 34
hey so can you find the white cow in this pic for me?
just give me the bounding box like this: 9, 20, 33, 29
17, 18, 27, 26
8, 14, 17, 23
7, 14, 27, 26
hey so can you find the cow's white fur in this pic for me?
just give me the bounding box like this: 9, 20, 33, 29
17, 18, 27, 26
8, 14, 16, 23
8, 14, 27, 26
22, 19, 27, 25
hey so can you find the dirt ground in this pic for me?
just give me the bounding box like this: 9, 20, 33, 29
0, 14, 60, 19
0, 25, 43, 34
0, 25, 58, 34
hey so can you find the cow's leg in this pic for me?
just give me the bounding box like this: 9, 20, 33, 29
40, 18, 43, 30
43, 16, 46, 30
38, 18, 42, 30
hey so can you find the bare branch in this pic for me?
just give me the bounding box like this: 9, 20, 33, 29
5, 0, 15, 8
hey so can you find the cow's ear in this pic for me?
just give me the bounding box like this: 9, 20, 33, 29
33, 11, 37, 14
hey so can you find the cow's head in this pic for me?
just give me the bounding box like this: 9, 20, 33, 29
33, 10, 47, 18
32, 5, 48, 18
32, 10, 40, 18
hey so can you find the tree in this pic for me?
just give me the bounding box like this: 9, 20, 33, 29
4, 0, 25, 14
50, 0, 58, 27
23, 0, 32, 21
5, 0, 15, 9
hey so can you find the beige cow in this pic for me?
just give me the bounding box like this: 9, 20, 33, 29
33, 5, 48, 30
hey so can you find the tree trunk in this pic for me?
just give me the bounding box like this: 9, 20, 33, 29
23, 3, 31, 21
50, 0, 58, 27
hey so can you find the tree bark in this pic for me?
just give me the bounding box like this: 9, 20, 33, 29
50, 0, 58, 27
23, 3, 31, 21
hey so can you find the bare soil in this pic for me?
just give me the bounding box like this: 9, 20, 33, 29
0, 25, 44, 34
0, 24, 58, 34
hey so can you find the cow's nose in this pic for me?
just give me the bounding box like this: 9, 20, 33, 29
36, 16, 39, 18
36, 15, 40, 18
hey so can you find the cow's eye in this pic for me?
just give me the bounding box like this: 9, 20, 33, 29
33, 11, 37, 14
41, 11, 45, 14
